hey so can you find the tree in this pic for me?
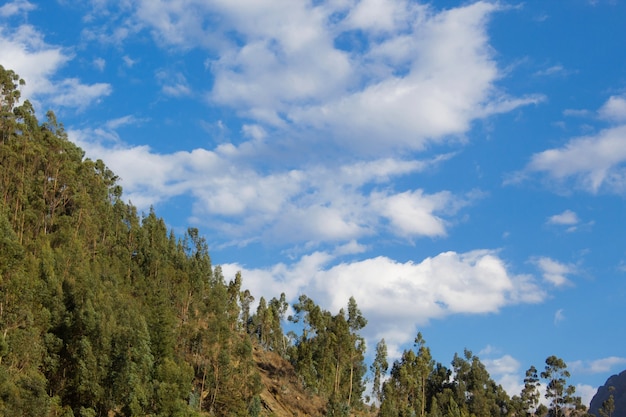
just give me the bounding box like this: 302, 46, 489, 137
288, 295, 368, 412
0, 65, 272, 416
346, 297, 367, 406
0, 65, 25, 143
379, 332, 437, 417
540, 356, 583, 417
521, 365, 541, 416
414, 332, 434, 417
371, 338, 389, 403
268, 293, 289, 355
598, 387, 615, 417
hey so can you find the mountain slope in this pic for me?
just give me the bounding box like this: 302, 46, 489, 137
589, 369, 626, 417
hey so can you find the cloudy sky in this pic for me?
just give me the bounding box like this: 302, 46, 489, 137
2, 0, 626, 405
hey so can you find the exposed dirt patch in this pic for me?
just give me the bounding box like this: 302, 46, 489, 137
253, 345, 327, 417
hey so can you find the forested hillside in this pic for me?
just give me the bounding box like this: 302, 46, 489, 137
0, 65, 599, 417
0, 64, 370, 416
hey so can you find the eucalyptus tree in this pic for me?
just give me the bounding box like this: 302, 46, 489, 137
540, 356, 585, 417
371, 338, 389, 403
520, 365, 541, 416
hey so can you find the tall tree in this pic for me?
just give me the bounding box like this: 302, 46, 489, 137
379, 332, 436, 417
371, 338, 389, 403
0, 65, 24, 143
521, 365, 541, 416
540, 356, 582, 417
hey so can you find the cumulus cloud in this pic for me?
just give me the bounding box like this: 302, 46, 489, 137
570, 356, 626, 374
577, 384, 597, 408
285, 1, 542, 153
533, 257, 575, 287
483, 354, 524, 397
546, 210, 585, 232
156, 69, 192, 97
483, 354, 521, 375
78, 0, 541, 155
221, 249, 545, 356
599, 95, 626, 122
547, 210, 579, 226
0, 23, 111, 110
70, 124, 465, 245
524, 125, 626, 193
0, 0, 35, 17
519, 95, 626, 194
371, 190, 452, 238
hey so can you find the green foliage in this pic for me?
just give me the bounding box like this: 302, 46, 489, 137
253, 293, 288, 354
379, 332, 435, 417
540, 356, 585, 417
520, 365, 541, 416
0, 65, 262, 417
288, 295, 368, 412
371, 338, 389, 403
598, 387, 615, 417
379, 343, 512, 417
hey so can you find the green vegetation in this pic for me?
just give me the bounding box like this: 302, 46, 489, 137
0, 65, 598, 416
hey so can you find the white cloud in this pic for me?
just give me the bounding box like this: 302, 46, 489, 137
522, 96, 626, 194
242, 124, 267, 140
554, 308, 565, 325
524, 124, 626, 193
70, 124, 466, 246
93, 57, 106, 71
547, 210, 579, 226
577, 384, 597, 408
104, 115, 147, 130
599, 95, 626, 122
99, 0, 541, 155
570, 356, 626, 374
0, 24, 111, 110
344, 0, 424, 34
484, 354, 521, 375
483, 354, 523, 397
0, 0, 35, 17
222, 249, 546, 355
534, 64, 567, 77
122, 55, 136, 67
371, 190, 452, 238
563, 108, 592, 118
333, 240, 368, 256
50, 78, 111, 109
533, 257, 575, 287
156, 69, 192, 97
286, 1, 541, 153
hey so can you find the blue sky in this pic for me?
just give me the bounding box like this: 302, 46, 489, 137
2, 0, 625, 405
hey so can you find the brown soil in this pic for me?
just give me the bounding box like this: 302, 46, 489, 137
253, 345, 327, 416
252, 345, 377, 417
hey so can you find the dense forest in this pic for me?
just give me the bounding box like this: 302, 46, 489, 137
0, 65, 612, 417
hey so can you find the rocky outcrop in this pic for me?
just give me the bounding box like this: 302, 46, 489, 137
589, 369, 626, 417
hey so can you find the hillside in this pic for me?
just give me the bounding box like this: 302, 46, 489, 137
253, 345, 379, 417
589, 369, 626, 417
253, 346, 326, 417
0, 64, 372, 416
